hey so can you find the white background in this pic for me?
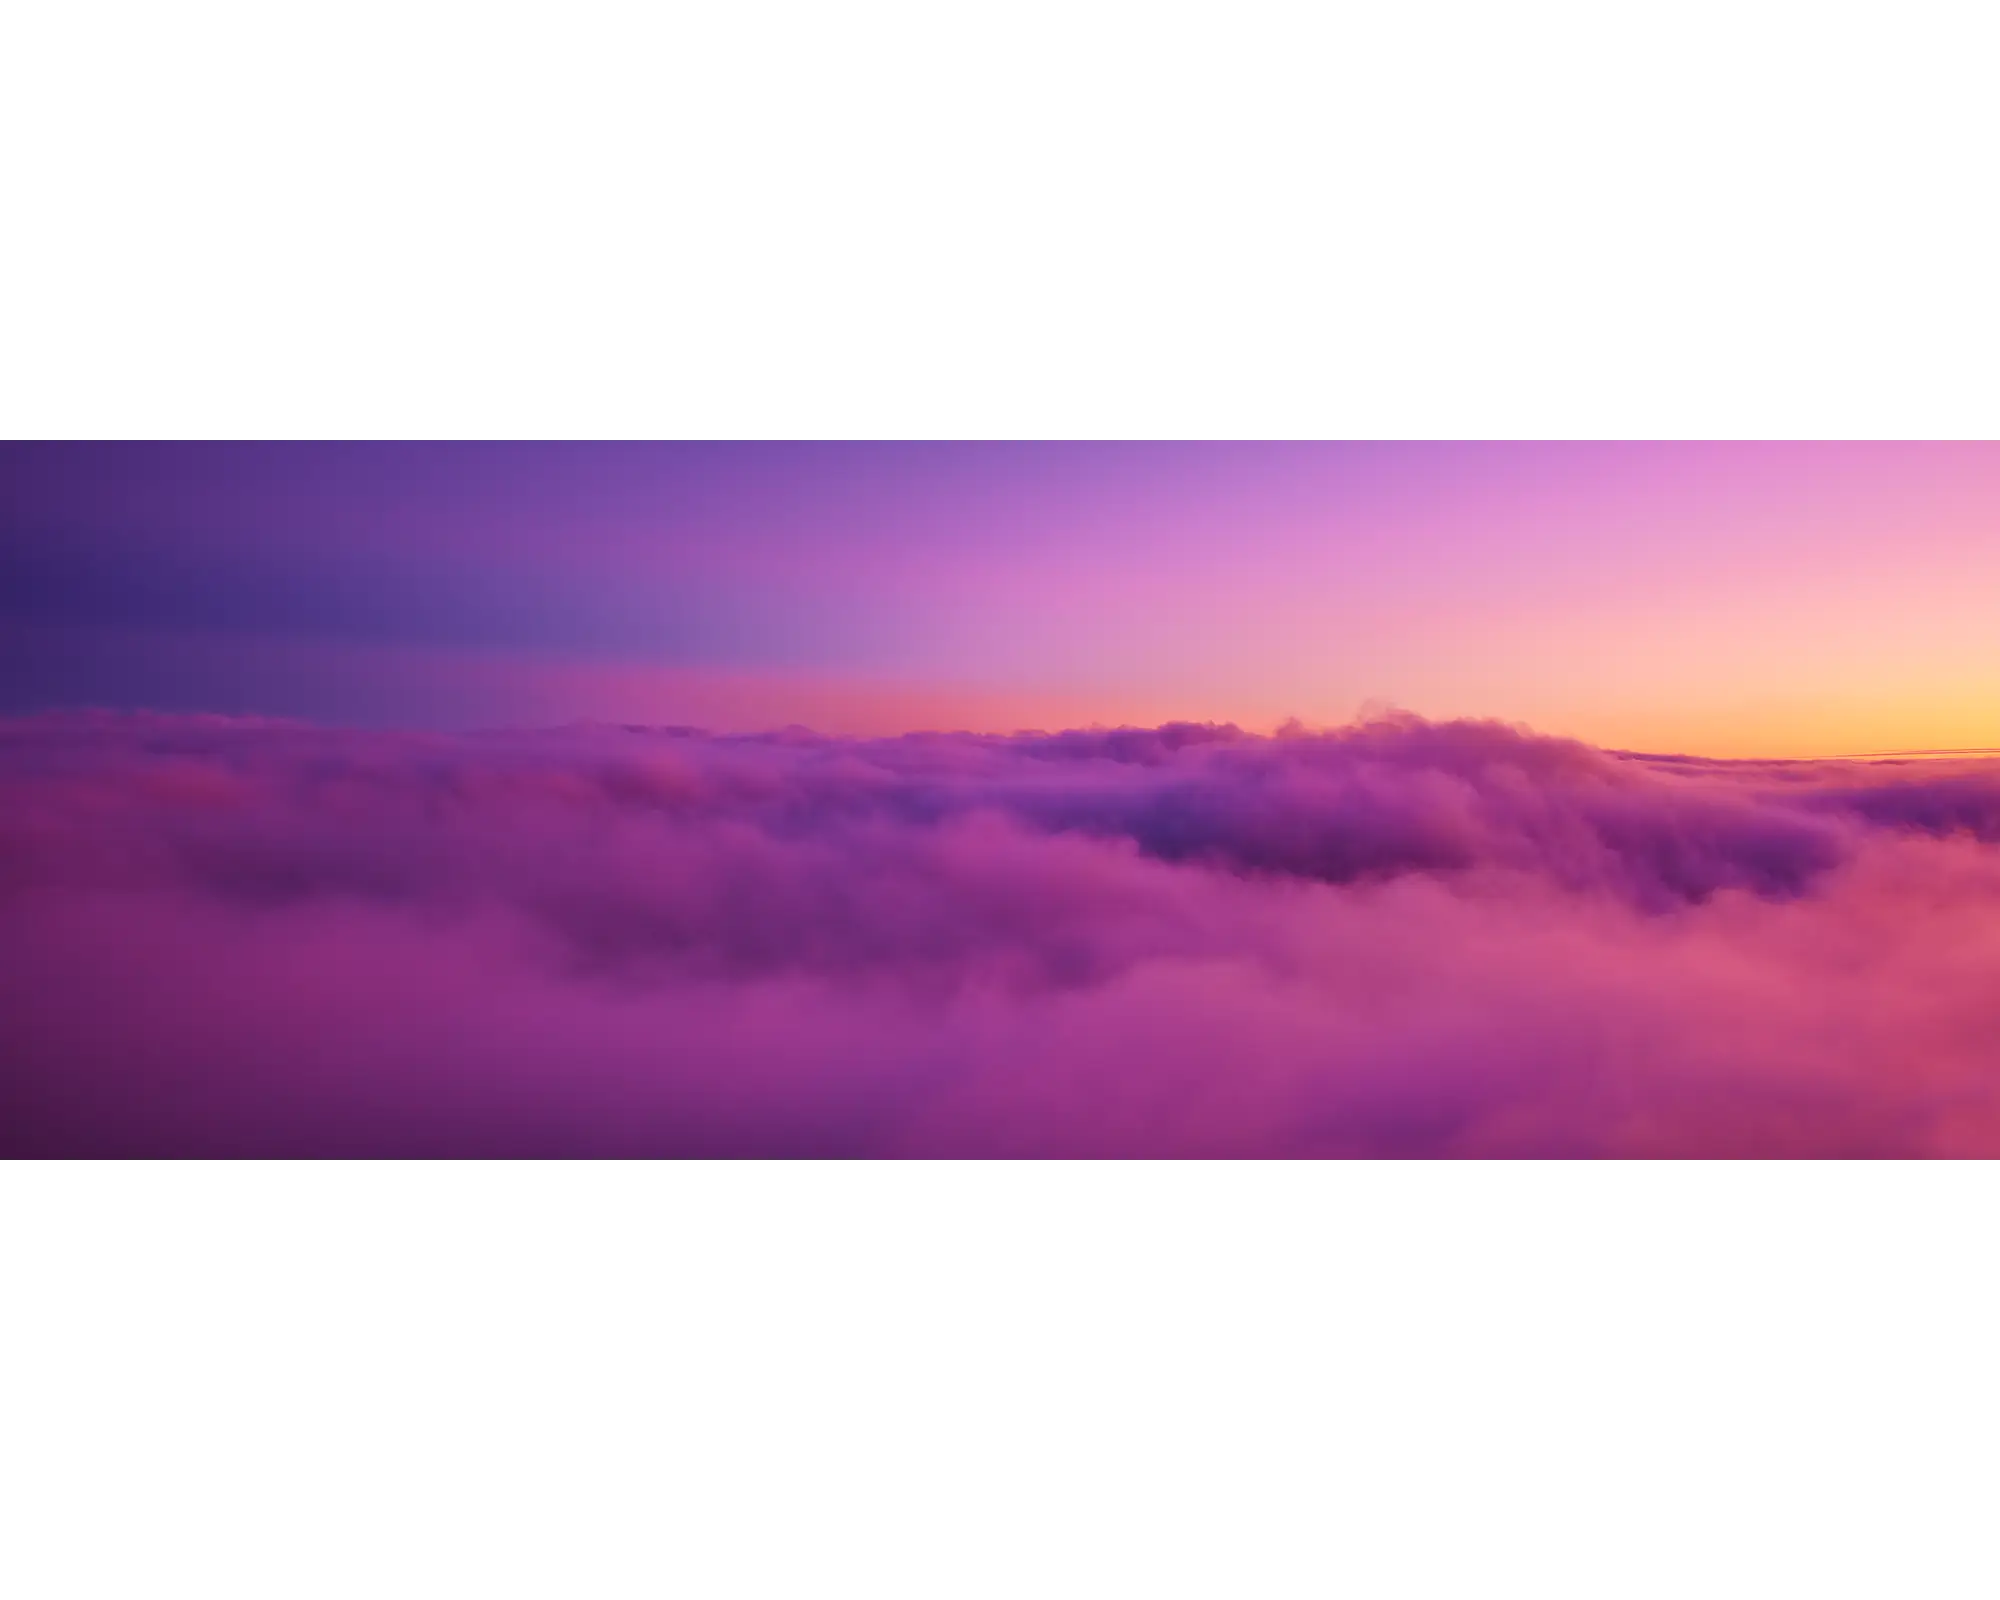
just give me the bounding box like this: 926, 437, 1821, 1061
6, 1165, 1999, 1596
5, 1, 1997, 439
5, 2, 2000, 1595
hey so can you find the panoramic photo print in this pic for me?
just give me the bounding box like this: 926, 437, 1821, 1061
5, 441, 1999, 1156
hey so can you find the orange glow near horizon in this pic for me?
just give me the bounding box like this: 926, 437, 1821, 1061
4, 443, 1998, 759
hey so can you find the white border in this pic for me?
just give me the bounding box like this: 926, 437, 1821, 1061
4, 3, 1995, 439
5, 1162, 1997, 1598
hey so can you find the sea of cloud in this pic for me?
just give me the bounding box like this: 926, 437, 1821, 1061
5, 710, 2000, 1155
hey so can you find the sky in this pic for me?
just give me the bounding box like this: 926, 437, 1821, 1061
6, 441, 1999, 756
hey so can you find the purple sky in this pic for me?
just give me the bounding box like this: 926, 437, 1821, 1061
6, 442, 2000, 754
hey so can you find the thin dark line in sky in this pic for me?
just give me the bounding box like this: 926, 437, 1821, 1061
1839, 747, 2000, 759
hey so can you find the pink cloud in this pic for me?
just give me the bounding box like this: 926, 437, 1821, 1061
6, 711, 2000, 1155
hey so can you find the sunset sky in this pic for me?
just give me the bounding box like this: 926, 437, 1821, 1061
12, 441, 2000, 1157
4, 441, 1997, 756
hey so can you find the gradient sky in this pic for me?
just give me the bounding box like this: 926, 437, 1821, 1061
4, 441, 1998, 756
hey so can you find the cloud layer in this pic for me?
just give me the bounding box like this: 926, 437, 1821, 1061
6, 711, 2000, 1156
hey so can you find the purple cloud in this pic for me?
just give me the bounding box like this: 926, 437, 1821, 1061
7, 711, 2000, 1156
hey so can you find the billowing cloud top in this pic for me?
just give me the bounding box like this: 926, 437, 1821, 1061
6, 711, 2000, 1156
